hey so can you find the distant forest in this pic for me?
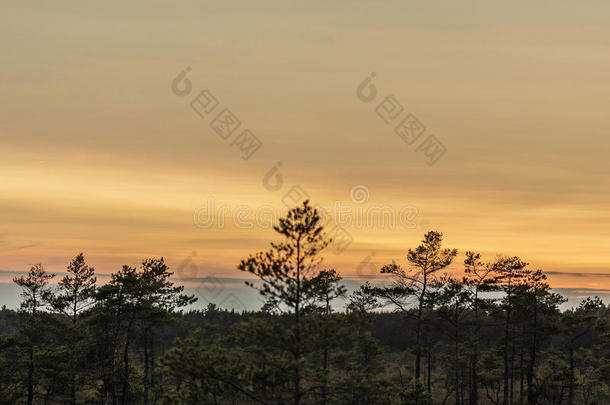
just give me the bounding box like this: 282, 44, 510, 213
1, 201, 608, 405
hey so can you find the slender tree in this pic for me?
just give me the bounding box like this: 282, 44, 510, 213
239, 200, 330, 405
310, 269, 346, 404
346, 282, 381, 314
372, 231, 457, 387
50, 253, 97, 405
95, 265, 139, 405
13, 264, 56, 405
435, 276, 472, 405
512, 270, 565, 404
491, 256, 529, 405
138, 257, 196, 405
562, 297, 605, 405
96, 258, 195, 405
463, 251, 497, 405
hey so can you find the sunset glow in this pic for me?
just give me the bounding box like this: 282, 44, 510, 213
2, 1, 609, 303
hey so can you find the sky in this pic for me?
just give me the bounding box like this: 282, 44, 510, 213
1, 1, 610, 309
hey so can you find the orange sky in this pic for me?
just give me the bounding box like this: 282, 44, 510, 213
1, 1, 609, 299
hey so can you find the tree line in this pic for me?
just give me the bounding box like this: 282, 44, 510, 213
0, 201, 608, 404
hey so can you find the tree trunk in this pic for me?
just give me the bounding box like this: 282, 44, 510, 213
27, 344, 34, 405
71, 376, 76, 405
294, 239, 302, 405
144, 330, 150, 405
509, 340, 515, 404
470, 290, 479, 405
121, 315, 136, 405
503, 317, 510, 405
71, 319, 77, 405
455, 310, 460, 405
427, 348, 432, 392
568, 346, 575, 405
526, 300, 538, 405
415, 273, 428, 383
503, 289, 511, 405
519, 347, 524, 402
151, 333, 156, 400
321, 296, 330, 405
121, 334, 130, 405
111, 292, 123, 405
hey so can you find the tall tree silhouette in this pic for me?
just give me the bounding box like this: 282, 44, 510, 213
138, 257, 196, 405
562, 296, 605, 405
491, 256, 529, 405
13, 264, 56, 405
372, 231, 457, 389
516, 270, 564, 405
239, 200, 330, 405
97, 258, 195, 405
50, 253, 96, 405
96, 265, 139, 405
310, 269, 346, 404
435, 276, 473, 405
464, 251, 497, 405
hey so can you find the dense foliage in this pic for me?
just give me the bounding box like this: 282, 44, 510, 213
1, 202, 608, 404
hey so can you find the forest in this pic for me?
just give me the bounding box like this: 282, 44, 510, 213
0, 201, 608, 405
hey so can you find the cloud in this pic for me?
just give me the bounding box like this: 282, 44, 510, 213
545, 271, 610, 278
